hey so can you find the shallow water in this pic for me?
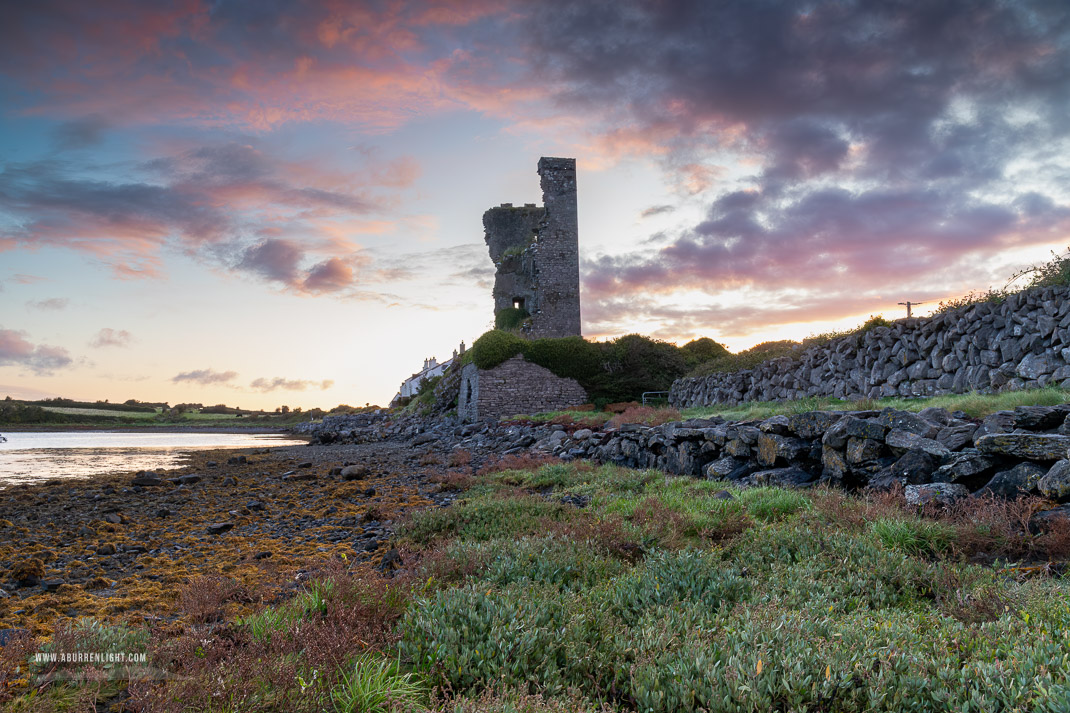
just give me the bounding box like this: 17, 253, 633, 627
0, 431, 306, 485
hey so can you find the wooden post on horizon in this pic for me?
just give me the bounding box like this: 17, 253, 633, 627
898, 301, 924, 318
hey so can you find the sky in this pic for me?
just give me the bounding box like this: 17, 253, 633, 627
1, 0, 1069, 410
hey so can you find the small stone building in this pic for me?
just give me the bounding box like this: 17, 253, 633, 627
458, 356, 587, 422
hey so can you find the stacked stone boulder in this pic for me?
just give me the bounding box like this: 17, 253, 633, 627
562, 405, 1070, 511
671, 286, 1070, 408
303, 404, 1070, 523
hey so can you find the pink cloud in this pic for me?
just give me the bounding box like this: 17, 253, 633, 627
2, 0, 515, 132
250, 377, 334, 392
0, 328, 74, 375
90, 328, 133, 348
0, 142, 404, 290
172, 368, 238, 385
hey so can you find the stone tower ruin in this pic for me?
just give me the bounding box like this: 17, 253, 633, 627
482, 157, 580, 338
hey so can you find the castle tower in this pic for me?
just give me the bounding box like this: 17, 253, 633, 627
482, 157, 581, 339
532, 157, 581, 338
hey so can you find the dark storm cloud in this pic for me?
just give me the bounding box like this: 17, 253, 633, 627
528, 0, 1070, 134
527, 0, 1070, 325
0, 158, 229, 245
52, 115, 110, 150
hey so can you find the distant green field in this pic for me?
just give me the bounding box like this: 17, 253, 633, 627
182, 412, 240, 420
41, 406, 158, 419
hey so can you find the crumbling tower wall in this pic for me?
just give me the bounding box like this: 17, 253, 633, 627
532, 157, 581, 338
482, 203, 544, 318
482, 157, 581, 339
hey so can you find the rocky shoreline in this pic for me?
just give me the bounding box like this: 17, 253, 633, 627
304, 403, 1070, 524
7, 400, 1070, 640
0, 437, 470, 638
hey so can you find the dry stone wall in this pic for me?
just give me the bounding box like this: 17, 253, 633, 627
458, 356, 587, 422
671, 286, 1070, 408
300, 404, 1070, 524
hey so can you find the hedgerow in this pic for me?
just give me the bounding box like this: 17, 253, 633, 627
467, 330, 702, 404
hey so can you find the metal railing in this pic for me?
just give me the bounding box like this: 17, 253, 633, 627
641, 391, 671, 407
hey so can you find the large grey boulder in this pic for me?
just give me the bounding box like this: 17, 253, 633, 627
1038, 460, 1070, 501
787, 411, 842, 439
1014, 405, 1070, 431
932, 453, 998, 487
704, 456, 753, 481
820, 447, 849, 483
876, 448, 942, 486
935, 424, 977, 451
844, 417, 889, 441
1017, 352, 1061, 380
755, 433, 809, 467
979, 462, 1047, 498
877, 409, 939, 439
905, 483, 969, 507
821, 417, 852, 449
846, 436, 884, 464
976, 434, 1070, 461
885, 429, 951, 457
1030, 504, 1070, 532
740, 467, 816, 489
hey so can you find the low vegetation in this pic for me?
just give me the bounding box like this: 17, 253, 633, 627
511, 386, 1070, 429
461, 331, 718, 406
934, 247, 1070, 313
7, 456, 1069, 712
681, 385, 1070, 422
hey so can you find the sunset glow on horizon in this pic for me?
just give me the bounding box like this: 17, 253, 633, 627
2, 1, 1069, 409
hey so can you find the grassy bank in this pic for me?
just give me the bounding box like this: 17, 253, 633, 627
9, 455, 1069, 711
516, 386, 1070, 429
681, 385, 1070, 421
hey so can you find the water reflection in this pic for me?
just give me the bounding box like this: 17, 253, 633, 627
0, 431, 306, 485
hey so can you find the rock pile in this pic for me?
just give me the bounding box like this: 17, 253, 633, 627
292, 411, 392, 443
305, 404, 1070, 521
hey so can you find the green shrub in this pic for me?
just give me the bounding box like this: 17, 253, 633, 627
521, 336, 603, 383
735, 487, 811, 522
471, 330, 526, 369
606, 548, 748, 625
859, 314, 892, 331
679, 337, 730, 367
687, 340, 798, 377
449, 535, 627, 591
398, 494, 572, 545
494, 307, 530, 331
1023, 247, 1070, 288
489, 462, 597, 489
238, 604, 301, 644
468, 331, 689, 404
295, 578, 336, 616
870, 518, 956, 557
331, 653, 427, 713
400, 583, 627, 697
585, 334, 688, 404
